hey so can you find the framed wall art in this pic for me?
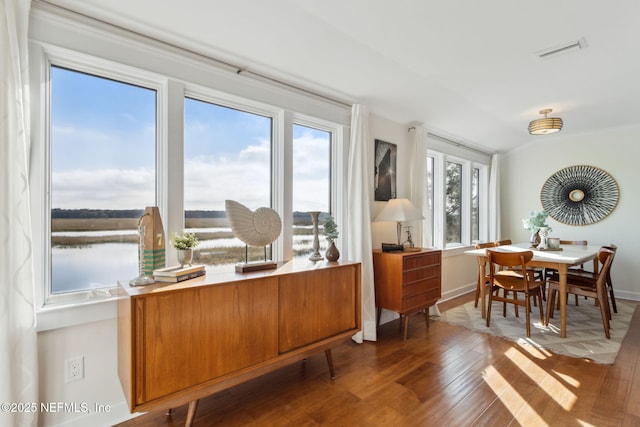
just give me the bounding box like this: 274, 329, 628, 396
540, 165, 619, 226
374, 139, 397, 201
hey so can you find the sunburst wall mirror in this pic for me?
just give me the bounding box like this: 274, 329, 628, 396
540, 165, 619, 226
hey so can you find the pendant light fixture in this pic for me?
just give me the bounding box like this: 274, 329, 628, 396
528, 108, 563, 135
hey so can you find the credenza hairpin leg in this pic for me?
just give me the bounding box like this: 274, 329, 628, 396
185, 400, 199, 427
325, 349, 336, 379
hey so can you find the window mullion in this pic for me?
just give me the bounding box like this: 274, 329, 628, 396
274, 110, 293, 261
163, 79, 184, 267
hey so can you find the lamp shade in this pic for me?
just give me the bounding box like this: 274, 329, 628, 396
528, 108, 563, 135
374, 198, 423, 222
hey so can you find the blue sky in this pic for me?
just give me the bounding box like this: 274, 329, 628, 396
51, 66, 329, 212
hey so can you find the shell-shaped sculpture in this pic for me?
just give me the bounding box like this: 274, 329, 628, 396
225, 200, 282, 247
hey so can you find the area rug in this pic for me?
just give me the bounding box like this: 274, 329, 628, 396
437, 299, 636, 364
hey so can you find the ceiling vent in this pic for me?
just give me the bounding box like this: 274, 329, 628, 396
534, 38, 586, 60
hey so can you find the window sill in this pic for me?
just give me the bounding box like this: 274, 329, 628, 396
37, 294, 118, 332
442, 245, 474, 258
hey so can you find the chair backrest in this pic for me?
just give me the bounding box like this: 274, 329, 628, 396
487, 249, 535, 288
602, 244, 617, 282
594, 248, 615, 290
487, 249, 533, 269
560, 240, 588, 246
476, 242, 496, 249
495, 239, 512, 246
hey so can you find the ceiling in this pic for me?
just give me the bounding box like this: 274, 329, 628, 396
44, 0, 640, 153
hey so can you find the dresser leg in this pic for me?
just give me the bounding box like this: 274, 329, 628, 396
403, 315, 410, 340
424, 309, 430, 329
325, 349, 336, 379
185, 400, 199, 427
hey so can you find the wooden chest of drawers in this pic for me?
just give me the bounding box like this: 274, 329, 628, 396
373, 249, 442, 339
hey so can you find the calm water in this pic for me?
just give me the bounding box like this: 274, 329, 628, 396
52, 227, 327, 293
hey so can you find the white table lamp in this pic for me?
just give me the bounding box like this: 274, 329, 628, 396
374, 198, 424, 248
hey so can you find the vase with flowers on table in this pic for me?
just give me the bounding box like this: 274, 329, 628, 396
170, 231, 200, 267
522, 210, 553, 250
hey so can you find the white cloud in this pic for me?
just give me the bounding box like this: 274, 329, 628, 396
52, 168, 155, 209
52, 132, 331, 212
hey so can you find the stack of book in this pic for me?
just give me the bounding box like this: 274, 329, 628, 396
153, 265, 205, 283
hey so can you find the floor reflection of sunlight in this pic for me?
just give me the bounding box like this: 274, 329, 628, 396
517, 338, 553, 359
552, 370, 581, 388
505, 348, 577, 410
483, 365, 547, 425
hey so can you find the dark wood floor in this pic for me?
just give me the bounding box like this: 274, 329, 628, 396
115, 294, 640, 427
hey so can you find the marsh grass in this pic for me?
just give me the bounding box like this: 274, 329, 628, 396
52, 218, 318, 264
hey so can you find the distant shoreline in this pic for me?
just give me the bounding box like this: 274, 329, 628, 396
51, 217, 314, 246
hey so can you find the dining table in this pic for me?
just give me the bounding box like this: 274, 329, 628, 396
465, 242, 601, 338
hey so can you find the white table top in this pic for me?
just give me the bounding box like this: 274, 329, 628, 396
465, 242, 601, 265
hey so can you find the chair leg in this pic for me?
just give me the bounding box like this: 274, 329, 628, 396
474, 278, 481, 308
537, 288, 544, 323
545, 288, 556, 325
598, 290, 611, 339
503, 290, 507, 317
486, 288, 494, 328
525, 295, 531, 337
608, 279, 618, 313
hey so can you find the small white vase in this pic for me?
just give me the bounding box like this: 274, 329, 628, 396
537, 227, 550, 250
177, 249, 193, 267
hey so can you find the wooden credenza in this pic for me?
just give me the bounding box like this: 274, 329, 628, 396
118, 260, 361, 425
372, 249, 441, 339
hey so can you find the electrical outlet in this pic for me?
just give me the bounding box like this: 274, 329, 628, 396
65, 356, 84, 383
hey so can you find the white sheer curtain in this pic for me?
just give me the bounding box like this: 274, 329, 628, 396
408, 125, 428, 247
488, 153, 501, 241
0, 0, 39, 426
347, 104, 376, 342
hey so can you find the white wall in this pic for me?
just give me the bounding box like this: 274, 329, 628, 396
502, 124, 640, 300
38, 319, 134, 426
369, 114, 412, 248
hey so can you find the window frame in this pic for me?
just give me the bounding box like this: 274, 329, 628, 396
33, 46, 168, 308
428, 148, 489, 250
290, 117, 339, 260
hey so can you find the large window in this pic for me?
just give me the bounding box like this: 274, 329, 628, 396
183, 97, 272, 269
292, 124, 331, 259
428, 147, 489, 249
49, 66, 156, 295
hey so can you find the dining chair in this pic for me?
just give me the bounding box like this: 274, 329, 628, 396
547, 239, 588, 307
474, 242, 496, 308
546, 247, 615, 338
496, 238, 544, 300
486, 249, 545, 338
560, 240, 589, 270
603, 244, 618, 313
561, 243, 618, 314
